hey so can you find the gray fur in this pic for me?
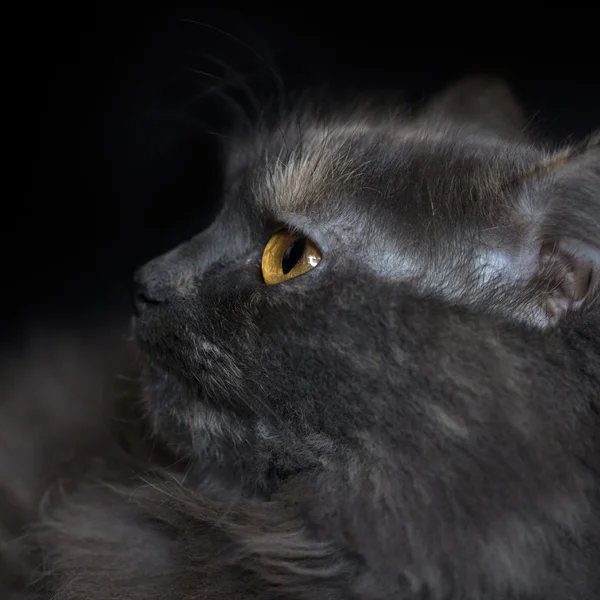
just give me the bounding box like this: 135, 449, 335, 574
2, 77, 599, 599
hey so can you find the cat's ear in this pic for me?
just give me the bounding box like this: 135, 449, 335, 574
518, 132, 600, 325
422, 76, 528, 141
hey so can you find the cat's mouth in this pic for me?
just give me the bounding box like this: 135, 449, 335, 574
132, 311, 239, 395
132, 314, 185, 378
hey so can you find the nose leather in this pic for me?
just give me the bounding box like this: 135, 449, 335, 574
132, 264, 170, 316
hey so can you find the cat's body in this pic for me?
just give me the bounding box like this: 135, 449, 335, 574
1, 77, 599, 599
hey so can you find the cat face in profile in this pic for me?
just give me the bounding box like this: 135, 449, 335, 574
133, 77, 599, 469
14, 78, 598, 600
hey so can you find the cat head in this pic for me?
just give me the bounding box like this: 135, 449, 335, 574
132, 76, 599, 464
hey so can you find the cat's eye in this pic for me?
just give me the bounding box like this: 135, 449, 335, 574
261, 229, 322, 285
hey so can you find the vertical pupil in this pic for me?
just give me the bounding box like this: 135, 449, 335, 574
282, 238, 306, 274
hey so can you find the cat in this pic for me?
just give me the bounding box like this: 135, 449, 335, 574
2, 76, 599, 599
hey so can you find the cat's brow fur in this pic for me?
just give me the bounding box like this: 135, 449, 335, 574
221, 82, 599, 327
1, 77, 599, 599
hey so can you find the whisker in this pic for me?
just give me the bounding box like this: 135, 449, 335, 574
180, 19, 286, 111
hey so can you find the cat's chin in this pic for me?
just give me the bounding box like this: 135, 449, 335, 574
136, 361, 198, 454
138, 359, 251, 466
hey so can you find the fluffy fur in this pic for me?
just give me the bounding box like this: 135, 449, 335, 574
2, 77, 599, 599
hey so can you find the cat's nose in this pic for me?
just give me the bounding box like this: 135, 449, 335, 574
133, 283, 160, 317
132, 265, 170, 317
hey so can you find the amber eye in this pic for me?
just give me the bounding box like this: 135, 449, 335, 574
261, 229, 322, 285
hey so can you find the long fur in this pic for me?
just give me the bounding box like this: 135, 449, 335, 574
2, 76, 600, 599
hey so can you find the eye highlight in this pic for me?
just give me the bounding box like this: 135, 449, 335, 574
261, 229, 322, 285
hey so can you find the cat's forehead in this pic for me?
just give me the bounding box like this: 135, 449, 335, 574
242, 117, 540, 224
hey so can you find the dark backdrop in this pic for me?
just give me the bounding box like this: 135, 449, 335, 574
5, 7, 599, 337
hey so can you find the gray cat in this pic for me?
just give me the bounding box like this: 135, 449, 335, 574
3, 77, 600, 599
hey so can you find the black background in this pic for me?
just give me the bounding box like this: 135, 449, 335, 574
5, 6, 599, 336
